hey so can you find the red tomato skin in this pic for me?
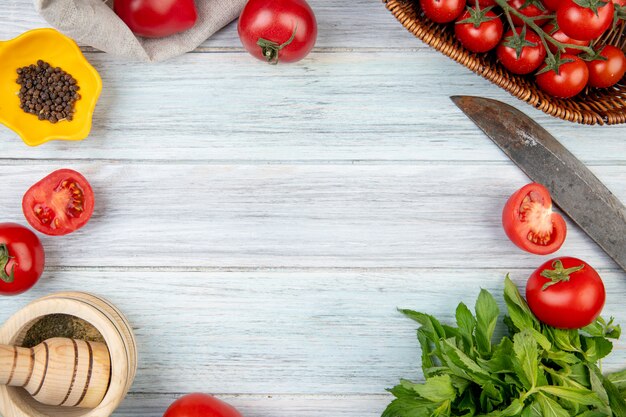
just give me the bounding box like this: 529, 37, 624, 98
420, 0, 467, 23
543, 23, 589, 55
22, 169, 95, 237
238, 0, 317, 63
586, 45, 626, 88
536, 54, 589, 98
542, 0, 562, 10
557, 0, 614, 41
454, 11, 504, 53
526, 257, 605, 329
163, 393, 243, 417
508, 0, 550, 26
467, 0, 497, 6
502, 183, 566, 255
114, 0, 198, 38
496, 28, 547, 74
0, 223, 45, 296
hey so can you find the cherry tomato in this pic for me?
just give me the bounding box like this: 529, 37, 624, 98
238, 0, 317, 64
508, 0, 550, 26
526, 257, 605, 329
163, 393, 243, 417
586, 45, 626, 88
114, 0, 198, 38
455, 9, 504, 53
536, 54, 589, 98
542, 0, 562, 10
22, 169, 95, 236
502, 183, 566, 255
0, 223, 45, 296
496, 28, 547, 74
420, 0, 467, 23
543, 23, 590, 55
557, 0, 614, 41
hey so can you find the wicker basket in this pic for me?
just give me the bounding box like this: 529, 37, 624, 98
384, 0, 626, 125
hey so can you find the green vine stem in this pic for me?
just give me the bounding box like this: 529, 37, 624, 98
492, 0, 598, 58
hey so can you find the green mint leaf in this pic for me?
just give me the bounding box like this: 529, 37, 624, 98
536, 393, 570, 417
590, 363, 626, 417
513, 330, 539, 389
431, 400, 451, 416
456, 302, 476, 350
381, 396, 438, 417
537, 386, 603, 407
417, 328, 439, 377
588, 364, 612, 415
582, 336, 613, 363
504, 275, 539, 331
574, 411, 611, 417
400, 309, 446, 339
441, 338, 497, 385
476, 289, 500, 356
521, 400, 543, 417
410, 374, 457, 403
544, 327, 582, 352
607, 368, 626, 392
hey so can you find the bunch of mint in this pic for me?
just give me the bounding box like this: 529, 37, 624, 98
383, 276, 626, 417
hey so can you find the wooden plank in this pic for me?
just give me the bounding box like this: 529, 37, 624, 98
0, 163, 624, 269
118, 394, 389, 417
1, 51, 625, 162
2, 269, 626, 397
1, 0, 419, 49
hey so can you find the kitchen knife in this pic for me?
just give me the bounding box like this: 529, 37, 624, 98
451, 95, 626, 272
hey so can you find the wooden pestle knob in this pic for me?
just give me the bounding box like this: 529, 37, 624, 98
0, 338, 111, 408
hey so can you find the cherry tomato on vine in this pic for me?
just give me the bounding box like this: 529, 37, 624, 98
543, 23, 590, 55
22, 169, 95, 236
586, 45, 626, 88
526, 257, 605, 329
455, 8, 504, 53
163, 393, 243, 417
502, 183, 566, 255
536, 54, 589, 98
507, 0, 550, 26
420, 0, 467, 23
0, 223, 45, 296
557, 0, 614, 41
238, 0, 317, 64
496, 28, 547, 74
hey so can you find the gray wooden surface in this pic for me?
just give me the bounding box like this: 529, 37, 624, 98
1, 1, 625, 416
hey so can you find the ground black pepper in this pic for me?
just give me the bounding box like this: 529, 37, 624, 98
21, 314, 105, 348
16, 60, 81, 124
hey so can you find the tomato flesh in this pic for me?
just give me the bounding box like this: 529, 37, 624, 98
502, 183, 566, 255
23, 169, 94, 236
526, 257, 605, 329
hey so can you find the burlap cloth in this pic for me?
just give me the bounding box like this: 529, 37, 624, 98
35, 0, 247, 62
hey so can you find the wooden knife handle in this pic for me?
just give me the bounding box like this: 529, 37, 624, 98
0, 338, 111, 408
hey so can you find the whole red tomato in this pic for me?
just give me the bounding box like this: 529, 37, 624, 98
557, 0, 614, 41
507, 0, 550, 26
502, 183, 566, 255
536, 54, 589, 98
586, 45, 626, 88
420, 0, 467, 23
496, 28, 547, 74
163, 393, 243, 417
526, 257, 605, 329
238, 0, 317, 64
543, 23, 590, 55
0, 223, 45, 296
455, 9, 504, 53
114, 0, 198, 38
22, 169, 95, 236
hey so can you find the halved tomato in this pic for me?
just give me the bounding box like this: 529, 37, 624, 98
502, 183, 566, 255
22, 169, 95, 236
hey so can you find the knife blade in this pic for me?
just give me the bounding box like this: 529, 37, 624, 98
451, 95, 626, 272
